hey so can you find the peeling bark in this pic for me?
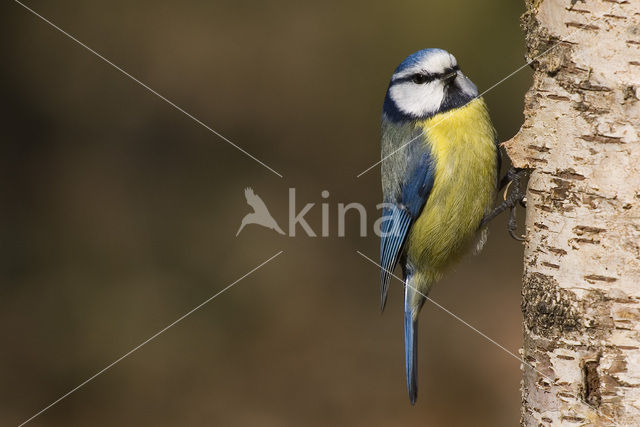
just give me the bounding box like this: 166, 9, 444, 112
505, 0, 640, 425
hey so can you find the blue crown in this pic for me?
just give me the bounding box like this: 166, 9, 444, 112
394, 48, 449, 74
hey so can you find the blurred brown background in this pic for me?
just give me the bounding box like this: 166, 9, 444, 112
2, 0, 530, 425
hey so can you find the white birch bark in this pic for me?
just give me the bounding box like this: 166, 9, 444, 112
504, 0, 640, 425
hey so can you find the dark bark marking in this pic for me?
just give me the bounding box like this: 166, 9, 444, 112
582, 357, 602, 407
584, 274, 618, 283
522, 272, 582, 336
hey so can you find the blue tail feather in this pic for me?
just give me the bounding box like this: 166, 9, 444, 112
404, 286, 419, 405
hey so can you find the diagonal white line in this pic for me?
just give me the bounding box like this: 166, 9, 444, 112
18, 250, 284, 427
355, 7, 610, 179
355, 250, 552, 381
13, 0, 283, 178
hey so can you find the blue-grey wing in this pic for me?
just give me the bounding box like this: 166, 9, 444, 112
379, 144, 435, 311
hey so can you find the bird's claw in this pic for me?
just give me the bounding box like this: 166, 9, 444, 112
481, 167, 528, 241
507, 202, 525, 241
505, 167, 527, 241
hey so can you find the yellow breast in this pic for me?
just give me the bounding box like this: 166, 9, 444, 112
406, 98, 497, 283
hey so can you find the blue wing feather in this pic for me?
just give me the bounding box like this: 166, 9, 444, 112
380, 207, 411, 310
380, 150, 435, 310
400, 151, 436, 217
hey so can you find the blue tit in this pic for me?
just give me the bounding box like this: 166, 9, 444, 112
379, 48, 499, 404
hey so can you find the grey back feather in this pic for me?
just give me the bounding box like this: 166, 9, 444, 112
381, 117, 425, 203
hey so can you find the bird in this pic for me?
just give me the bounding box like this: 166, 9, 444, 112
236, 187, 285, 236
379, 48, 499, 404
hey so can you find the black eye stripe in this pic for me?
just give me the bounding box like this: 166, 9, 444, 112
392, 66, 460, 85
392, 74, 435, 84
412, 73, 433, 84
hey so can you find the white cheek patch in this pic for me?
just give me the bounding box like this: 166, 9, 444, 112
389, 81, 445, 117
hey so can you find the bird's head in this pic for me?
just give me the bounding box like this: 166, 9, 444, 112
383, 48, 478, 122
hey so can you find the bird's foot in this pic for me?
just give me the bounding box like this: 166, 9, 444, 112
481, 167, 528, 241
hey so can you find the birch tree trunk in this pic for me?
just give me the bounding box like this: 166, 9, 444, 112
504, 0, 640, 425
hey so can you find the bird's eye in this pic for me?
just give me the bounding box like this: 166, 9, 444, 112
412, 74, 429, 84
